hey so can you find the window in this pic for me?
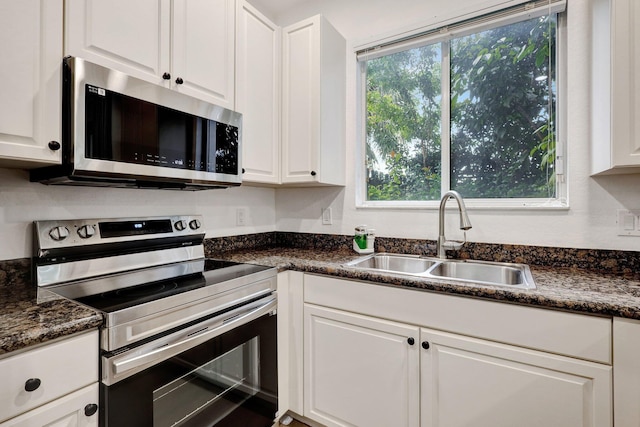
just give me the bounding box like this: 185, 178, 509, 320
358, 1, 566, 207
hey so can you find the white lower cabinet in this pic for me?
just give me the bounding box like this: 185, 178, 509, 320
0, 331, 99, 426
304, 304, 419, 427
612, 317, 640, 427
421, 328, 611, 427
299, 274, 613, 427
0, 384, 98, 427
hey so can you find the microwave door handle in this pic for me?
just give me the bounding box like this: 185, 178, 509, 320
108, 295, 276, 382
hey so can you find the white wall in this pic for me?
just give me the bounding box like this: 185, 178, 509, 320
3, 0, 639, 261
0, 168, 276, 260
268, 0, 640, 251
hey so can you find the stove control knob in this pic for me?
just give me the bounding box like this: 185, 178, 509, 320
49, 226, 70, 241
77, 224, 96, 239
174, 220, 187, 231
189, 219, 201, 230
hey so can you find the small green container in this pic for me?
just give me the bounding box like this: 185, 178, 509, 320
354, 226, 367, 249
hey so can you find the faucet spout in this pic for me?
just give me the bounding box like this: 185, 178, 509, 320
437, 191, 472, 259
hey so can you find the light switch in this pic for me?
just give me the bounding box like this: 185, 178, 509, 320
322, 207, 332, 225
236, 208, 246, 226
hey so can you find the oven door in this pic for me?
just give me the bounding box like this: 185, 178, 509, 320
100, 296, 277, 427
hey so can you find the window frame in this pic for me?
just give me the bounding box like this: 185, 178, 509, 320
355, 2, 568, 210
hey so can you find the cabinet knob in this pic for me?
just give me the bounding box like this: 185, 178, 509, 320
48, 141, 61, 151
84, 403, 98, 417
310, 170, 317, 176
175, 77, 184, 85
407, 337, 415, 346
24, 378, 41, 392
421, 341, 430, 350
242, 168, 245, 174
162, 72, 171, 80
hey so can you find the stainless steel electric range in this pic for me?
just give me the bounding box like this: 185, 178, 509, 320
33, 215, 278, 427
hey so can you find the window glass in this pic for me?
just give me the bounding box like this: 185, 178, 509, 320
450, 16, 557, 198
366, 44, 442, 201
362, 10, 559, 204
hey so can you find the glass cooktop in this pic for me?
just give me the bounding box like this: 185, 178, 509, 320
73, 259, 273, 314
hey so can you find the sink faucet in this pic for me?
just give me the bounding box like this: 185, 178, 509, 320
437, 190, 472, 259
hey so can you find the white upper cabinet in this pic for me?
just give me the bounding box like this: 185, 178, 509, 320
282, 15, 346, 185
592, 0, 640, 174
65, 0, 171, 85
172, 0, 235, 108
0, 0, 62, 167
236, 1, 281, 184
65, 0, 235, 109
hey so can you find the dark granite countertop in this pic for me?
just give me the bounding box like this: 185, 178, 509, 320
3, 239, 640, 358
217, 247, 640, 319
0, 260, 103, 356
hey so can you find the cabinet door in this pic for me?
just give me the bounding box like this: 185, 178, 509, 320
304, 304, 420, 427
0, 384, 98, 427
282, 15, 345, 186
282, 17, 320, 183
592, 0, 640, 173
420, 328, 612, 427
65, 0, 171, 85
611, 0, 640, 169
236, 1, 280, 184
613, 317, 640, 427
0, 0, 62, 167
0, 332, 98, 423
172, 0, 235, 109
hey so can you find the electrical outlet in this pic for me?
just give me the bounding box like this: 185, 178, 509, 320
236, 208, 247, 226
617, 209, 640, 236
322, 207, 332, 225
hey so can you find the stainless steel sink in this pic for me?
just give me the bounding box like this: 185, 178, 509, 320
347, 253, 437, 274
429, 259, 535, 289
344, 253, 536, 289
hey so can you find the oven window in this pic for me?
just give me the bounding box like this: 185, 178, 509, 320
153, 337, 260, 427
101, 314, 277, 427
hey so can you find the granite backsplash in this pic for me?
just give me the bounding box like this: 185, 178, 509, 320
205, 232, 640, 276
3, 232, 639, 287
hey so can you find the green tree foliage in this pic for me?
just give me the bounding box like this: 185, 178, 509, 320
366, 15, 557, 201
366, 45, 442, 201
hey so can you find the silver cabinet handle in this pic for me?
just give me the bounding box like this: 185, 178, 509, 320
106, 295, 276, 384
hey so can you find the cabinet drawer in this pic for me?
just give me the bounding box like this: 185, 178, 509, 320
304, 274, 612, 364
0, 383, 99, 427
0, 332, 98, 423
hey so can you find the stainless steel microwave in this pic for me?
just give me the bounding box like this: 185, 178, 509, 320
31, 57, 242, 190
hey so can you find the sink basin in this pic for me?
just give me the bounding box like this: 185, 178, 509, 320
345, 253, 536, 289
346, 253, 436, 274
429, 259, 535, 289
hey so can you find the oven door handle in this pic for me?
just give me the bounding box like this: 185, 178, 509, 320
105, 294, 276, 385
